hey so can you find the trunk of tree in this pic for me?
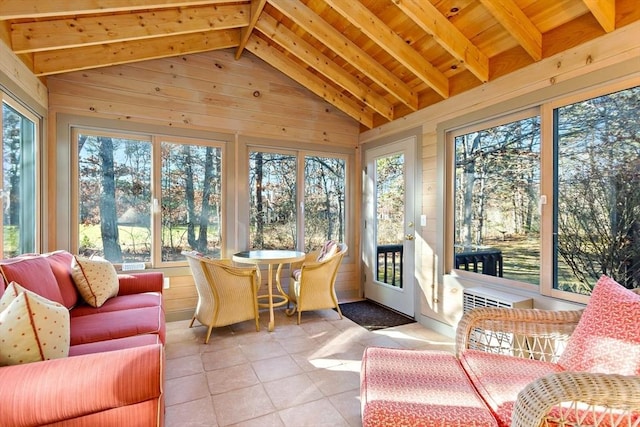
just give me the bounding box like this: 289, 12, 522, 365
184, 145, 197, 250
255, 153, 264, 248
197, 147, 215, 250
98, 137, 122, 262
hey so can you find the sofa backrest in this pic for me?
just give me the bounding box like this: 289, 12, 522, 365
0, 255, 65, 306
42, 250, 79, 309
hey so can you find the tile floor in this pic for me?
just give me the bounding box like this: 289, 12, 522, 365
164, 307, 455, 427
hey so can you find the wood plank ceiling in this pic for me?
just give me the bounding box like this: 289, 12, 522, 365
1, 0, 639, 129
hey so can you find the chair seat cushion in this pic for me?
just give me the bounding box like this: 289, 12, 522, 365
70, 306, 165, 345
460, 349, 563, 427
361, 347, 498, 427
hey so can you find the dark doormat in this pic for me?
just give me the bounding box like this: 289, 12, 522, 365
337, 299, 415, 331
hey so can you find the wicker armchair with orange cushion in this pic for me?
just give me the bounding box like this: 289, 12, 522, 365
183, 251, 260, 343
286, 242, 347, 324
360, 275, 640, 427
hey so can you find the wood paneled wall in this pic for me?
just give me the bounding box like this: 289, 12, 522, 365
45, 48, 361, 321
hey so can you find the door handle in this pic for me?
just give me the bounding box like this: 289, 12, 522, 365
405, 234, 414, 240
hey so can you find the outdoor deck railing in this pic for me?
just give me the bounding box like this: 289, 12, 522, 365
377, 244, 403, 287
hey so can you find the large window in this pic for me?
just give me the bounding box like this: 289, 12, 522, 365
249, 149, 346, 252
1, 96, 38, 257
554, 86, 640, 295
453, 115, 541, 285
75, 129, 223, 264
450, 82, 640, 299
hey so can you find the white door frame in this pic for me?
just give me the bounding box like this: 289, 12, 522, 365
363, 136, 416, 317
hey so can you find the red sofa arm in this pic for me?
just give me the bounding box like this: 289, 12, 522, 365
0, 344, 164, 427
118, 272, 164, 295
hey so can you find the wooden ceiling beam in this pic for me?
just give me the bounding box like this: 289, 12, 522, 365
11, 4, 249, 53
32, 29, 239, 76
324, 0, 448, 99
268, 0, 418, 111
391, 0, 489, 83
255, 13, 394, 121
245, 35, 374, 128
479, 0, 542, 61
235, 0, 267, 59
582, 0, 615, 33
0, 0, 244, 20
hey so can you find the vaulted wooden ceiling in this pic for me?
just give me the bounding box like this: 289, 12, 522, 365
1, 1, 638, 129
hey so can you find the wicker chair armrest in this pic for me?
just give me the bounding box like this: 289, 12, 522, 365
455, 307, 584, 355
511, 371, 640, 427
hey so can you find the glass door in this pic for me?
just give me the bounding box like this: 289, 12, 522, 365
363, 136, 416, 316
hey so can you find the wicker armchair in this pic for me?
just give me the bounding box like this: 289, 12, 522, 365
286, 242, 347, 324
183, 251, 260, 343
455, 295, 640, 427
361, 278, 640, 426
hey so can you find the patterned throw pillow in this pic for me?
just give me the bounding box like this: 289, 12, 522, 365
71, 256, 119, 308
558, 275, 640, 375
0, 282, 70, 366
316, 240, 338, 262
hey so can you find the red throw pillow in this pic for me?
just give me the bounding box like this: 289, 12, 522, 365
558, 275, 640, 375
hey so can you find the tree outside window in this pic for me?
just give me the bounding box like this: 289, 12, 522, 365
1, 100, 37, 258
555, 86, 640, 294
249, 150, 346, 252
161, 142, 222, 260
454, 116, 541, 285
77, 130, 223, 263
77, 133, 152, 262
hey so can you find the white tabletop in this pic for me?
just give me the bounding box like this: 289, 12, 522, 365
233, 249, 306, 264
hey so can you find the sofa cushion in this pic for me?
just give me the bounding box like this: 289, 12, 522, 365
71, 256, 119, 308
558, 275, 640, 375
0, 282, 70, 366
361, 347, 498, 427
69, 334, 161, 356
70, 292, 163, 317
42, 250, 79, 309
460, 349, 563, 427
70, 305, 165, 345
0, 256, 65, 305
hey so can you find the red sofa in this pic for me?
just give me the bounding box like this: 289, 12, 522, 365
0, 250, 165, 427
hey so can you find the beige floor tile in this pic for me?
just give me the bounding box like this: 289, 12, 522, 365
240, 340, 287, 362
263, 373, 324, 410
201, 346, 249, 371
306, 365, 361, 397
165, 396, 218, 427
165, 373, 211, 407
251, 354, 303, 383
206, 363, 260, 395
328, 390, 363, 427
163, 306, 455, 426
278, 398, 349, 427
228, 412, 284, 427
166, 354, 204, 380
211, 384, 275, 426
